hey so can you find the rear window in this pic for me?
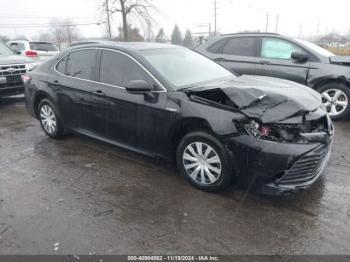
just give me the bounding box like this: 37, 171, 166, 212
221, 37, 256, 57
29, 42, 58, 52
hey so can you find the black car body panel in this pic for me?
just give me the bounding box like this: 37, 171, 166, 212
24, 42, 334, 196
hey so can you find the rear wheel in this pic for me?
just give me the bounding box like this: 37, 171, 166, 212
176, 131, 234, 192
318, 83, 350, 120
38, 99, 64, 138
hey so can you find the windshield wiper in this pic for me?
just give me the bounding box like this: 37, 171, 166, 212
177, 86, 198, 92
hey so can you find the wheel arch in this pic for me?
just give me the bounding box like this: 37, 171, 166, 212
311, 76, 350, 91
33, 91, 51, 119
170, 117, 216, 158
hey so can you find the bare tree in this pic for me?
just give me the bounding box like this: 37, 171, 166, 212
37, 32, 53, 42
49, 19, 81, 48
107, 0, 154, 41
0, 35, 10, 43
155, 28, 166, 43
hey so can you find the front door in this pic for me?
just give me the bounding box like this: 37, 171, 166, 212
255, 37, 310, 84
90, 49, 168, 150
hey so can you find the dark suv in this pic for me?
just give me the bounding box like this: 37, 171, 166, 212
196, 33, 350, 120
24, 42, 333, 197
0, 40, 35, 97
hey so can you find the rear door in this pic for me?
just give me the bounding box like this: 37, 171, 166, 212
206, 36, 259, 75
255, 37, 310, 84
52, 49, 98, 131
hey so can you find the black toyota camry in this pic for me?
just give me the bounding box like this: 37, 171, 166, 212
24, 42, 334, 197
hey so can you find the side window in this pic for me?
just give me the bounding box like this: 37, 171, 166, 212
207, 39, 228, 53
56, 56, 67, 74
221, 37, 256, 56
99, 50, 154, 87
10, 43, 25, 51
65, 49, 98, 80
261, 38, 304, 59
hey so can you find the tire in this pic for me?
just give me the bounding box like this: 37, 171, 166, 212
176, 131, 234, 193
37, 99, 64, 138
317, 82, 350, 120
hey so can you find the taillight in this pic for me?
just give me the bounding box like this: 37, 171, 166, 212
21, 74, 32, 83
24, 50, 38, 58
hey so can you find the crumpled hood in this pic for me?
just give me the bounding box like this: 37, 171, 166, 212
189, 75, 323, 123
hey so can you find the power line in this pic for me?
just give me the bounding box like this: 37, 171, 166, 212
0, 21, 106, 29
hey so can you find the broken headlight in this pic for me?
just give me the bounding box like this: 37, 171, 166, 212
242, 120, 319, 143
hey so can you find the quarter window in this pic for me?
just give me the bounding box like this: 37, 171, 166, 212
56, 56, 67, 74
99, 50, 154, 88
261, 38, 304, 59
221, 37, 256, 56
65, 50, 98, 80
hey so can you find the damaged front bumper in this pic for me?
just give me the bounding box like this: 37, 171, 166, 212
225, 132, 333, 197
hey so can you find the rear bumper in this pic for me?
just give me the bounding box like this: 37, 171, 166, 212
0, 86, 24, 97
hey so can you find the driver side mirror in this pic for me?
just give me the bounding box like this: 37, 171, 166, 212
125, 80, 153, 93
291, 51, 309, 63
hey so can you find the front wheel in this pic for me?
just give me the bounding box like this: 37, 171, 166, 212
318, 83, 350, 120
176, 131, 234, 193
37, 99, 64, 138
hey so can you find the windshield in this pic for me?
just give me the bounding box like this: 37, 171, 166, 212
296, 39, 335, 57
30, 42, 58, 52
141, 48, 234, 89
0, 41, 15, 56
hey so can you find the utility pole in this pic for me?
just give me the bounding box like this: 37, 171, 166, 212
105, 0, 112, 40
265, 12, 269, 32
275, 14, 279, 33
214, 0, 217, 35
66, 25, 72, 44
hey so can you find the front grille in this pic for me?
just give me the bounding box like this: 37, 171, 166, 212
0, 64, 26, 89
0, 64, 26, 77
277, 145, 329, 186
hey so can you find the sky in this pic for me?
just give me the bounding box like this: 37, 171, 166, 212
0, 0, 349, 41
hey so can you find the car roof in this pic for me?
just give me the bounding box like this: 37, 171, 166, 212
8, 40, 54, 44
69, 41, 181, 52
222, 32, 280, 37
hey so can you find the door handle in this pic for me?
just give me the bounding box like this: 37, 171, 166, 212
214, 57, 226, 62
259, 61, 271, 65
93, 90, 106, 96
50, 80, 60, 86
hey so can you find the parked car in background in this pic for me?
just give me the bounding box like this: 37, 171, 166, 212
7, 40, 59, 62
196, 33, 350, 120
0, 40, 36, 97
24, 42, 333, 197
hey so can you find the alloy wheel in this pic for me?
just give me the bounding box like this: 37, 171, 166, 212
40, 104, 57, 134
182, 142, 222, 185
321, 89, 349, 117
